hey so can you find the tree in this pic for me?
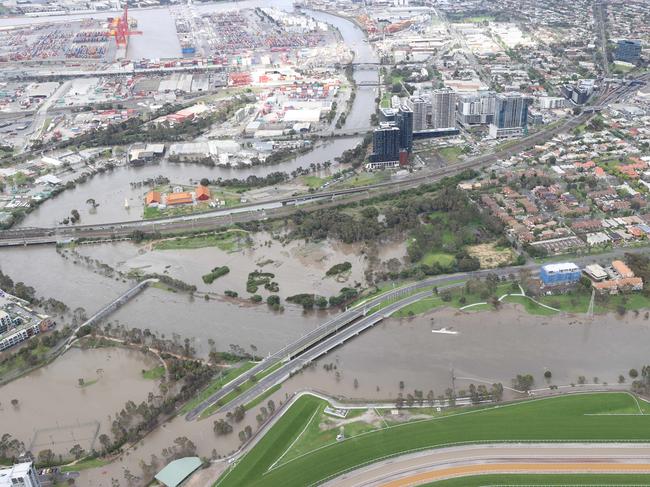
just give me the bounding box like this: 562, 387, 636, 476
70, 444, 85, 460
38, 449, 55, 466
99, 433, 111, 451
512, 374, 534, 392
630, 368, 639, 378
544, 370, 552, 380
10, 399, 18, 408
200, 178, 210, 187
213, 420, 233, 436
491, 383, 504, 402
233, 405, 246, 422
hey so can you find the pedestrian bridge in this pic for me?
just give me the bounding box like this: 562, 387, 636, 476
66, 278, 157, 347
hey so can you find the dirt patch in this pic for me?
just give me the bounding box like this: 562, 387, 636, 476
466, 242, 514, 268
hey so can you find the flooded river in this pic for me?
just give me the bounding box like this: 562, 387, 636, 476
0, 347, 158, 457
19, 137, 362, 227
288, 305, 650, 400
15, 2, 377, 228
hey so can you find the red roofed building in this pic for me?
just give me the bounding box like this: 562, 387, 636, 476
196, 185, 210, 201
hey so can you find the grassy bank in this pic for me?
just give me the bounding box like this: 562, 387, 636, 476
200, 361, 284, 418
216, 392, 650, 487
180, 361, 256, 415
152, 230, 250, 252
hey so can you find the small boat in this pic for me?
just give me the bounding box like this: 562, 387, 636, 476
124, 198, 130, 209
431, 327, 458, 335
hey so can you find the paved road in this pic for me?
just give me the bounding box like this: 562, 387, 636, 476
321, 444, 650, 487
185, 244, 648, 420
2, 83, 633, 245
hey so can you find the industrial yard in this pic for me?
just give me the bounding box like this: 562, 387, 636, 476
0, 18, 117, 65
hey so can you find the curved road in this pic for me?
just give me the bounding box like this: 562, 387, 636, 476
186, 243, 650, 421
321, 443, 650, 487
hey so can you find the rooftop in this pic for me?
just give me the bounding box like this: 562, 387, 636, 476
154, 457, 202, 487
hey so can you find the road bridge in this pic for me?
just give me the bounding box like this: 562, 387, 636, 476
185, 279, 467, 420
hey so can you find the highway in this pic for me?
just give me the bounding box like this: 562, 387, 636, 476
319, 443, 650, 487
185, 241, 650, 421
1, 73, 647, 247
0, 107, 610, 246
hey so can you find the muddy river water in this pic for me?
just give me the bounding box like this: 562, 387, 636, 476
14, 1, 378, 228
4, 3, 650, 487
1, 347, 159, 457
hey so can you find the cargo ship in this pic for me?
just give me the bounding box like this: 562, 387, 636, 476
181, 37, 196, 56
180, 40, 196, 56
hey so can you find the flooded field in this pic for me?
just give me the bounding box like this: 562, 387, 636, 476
0, 347, 158, 457
75, 303, 650, 486
0, 245, 130, 311
18, 137, 363, 228
288, 305, 650, 400
75, 233, 407, 297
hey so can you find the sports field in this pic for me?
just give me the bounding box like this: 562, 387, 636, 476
215, 392, 650, 487
422, 474, 650, 485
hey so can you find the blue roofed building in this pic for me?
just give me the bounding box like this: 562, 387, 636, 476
540, 262, 581, 287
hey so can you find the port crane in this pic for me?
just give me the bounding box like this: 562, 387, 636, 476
107, 5, 142, 47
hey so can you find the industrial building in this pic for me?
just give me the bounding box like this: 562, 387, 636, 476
539, 262, 582, 287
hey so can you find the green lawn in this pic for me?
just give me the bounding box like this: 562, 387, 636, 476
337, 171, 391, 189
180, 361, 256, 415
245, 384, 281, 411
152, 230, 250, 252
420, 252, 456, 267
393, 282, 513, 318
502, 294, 558, 316
301, 175, 330, 189
216, 392, 650, 487
142, 365, 165, 380
438, 146, 464, 163
423, 474, 650, 486
60, 457, 109, 473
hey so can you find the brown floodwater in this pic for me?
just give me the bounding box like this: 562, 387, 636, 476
1, 246, 131, 312
74, 234, 408, 298
77, 303, 650, 486
0, 347, 158, 457
287, 304, 650, 400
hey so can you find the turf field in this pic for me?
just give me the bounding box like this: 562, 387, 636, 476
215, 392, 650, 487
